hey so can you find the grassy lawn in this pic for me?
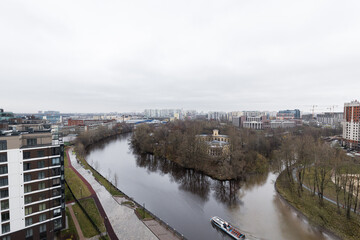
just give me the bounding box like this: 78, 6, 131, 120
65, 183, 75, 203
135, 207, 153, 220
60, 207, 79, 240
65, 167, 91, 199
302, 166, 360, 207
277, 171, 360, 240
64, 148, 70, 168
72, 199, 106, 238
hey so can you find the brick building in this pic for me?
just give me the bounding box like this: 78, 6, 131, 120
0, 127, 65, 239
342, 100, 360, 150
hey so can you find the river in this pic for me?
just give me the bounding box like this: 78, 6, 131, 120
86, 134, 335, 240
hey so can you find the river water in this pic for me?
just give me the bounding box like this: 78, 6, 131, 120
86, 134, 335, 240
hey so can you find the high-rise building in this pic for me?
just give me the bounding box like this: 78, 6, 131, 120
0, 125, 65, 239
342, 100, 360, 150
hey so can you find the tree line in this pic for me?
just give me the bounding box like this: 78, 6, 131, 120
75, 122, 132, 157
130, 120, 306, 180
275, 128, 360, 219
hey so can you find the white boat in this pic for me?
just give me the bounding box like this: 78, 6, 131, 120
210, 216, 246, 239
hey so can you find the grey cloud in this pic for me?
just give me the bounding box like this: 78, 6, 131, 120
1, 0, 360, 113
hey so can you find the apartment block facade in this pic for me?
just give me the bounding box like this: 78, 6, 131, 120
0, 131, 65, 240
342, 100, 360, 150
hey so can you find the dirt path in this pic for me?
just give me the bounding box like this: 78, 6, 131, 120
67, 204, 86, 240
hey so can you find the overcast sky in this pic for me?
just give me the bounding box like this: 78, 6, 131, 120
1, 1, 360, 113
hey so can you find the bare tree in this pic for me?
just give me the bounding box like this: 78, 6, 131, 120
113, 172, 118, 188
277, 135, 296, 184
313, 142, 332, 205
295, 135, 314, 197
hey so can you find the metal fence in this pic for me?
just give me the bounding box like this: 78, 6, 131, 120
65, 179, 107, 239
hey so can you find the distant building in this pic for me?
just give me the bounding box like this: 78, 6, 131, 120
265, 120, 296, 129
342, 100, 360, 150
317, 112, 343, 128
67, 118, 115, 127
242, 112, 266, 129
197, 130, 230, 157
207, 112, 228, 122
232, 116, 246, 128
144, 109, 182, 119
302, 114, 313, 121
277, 109, 300, 120
0, 109, 15, 122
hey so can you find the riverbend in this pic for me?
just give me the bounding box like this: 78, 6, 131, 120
86, 134, 337, 240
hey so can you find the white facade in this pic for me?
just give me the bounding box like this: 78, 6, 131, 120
243, 121, 262, 129
0, 144, 63, 238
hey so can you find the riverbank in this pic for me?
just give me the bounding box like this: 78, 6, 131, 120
73, 131, 187, 240
275, 170, 360, 240
68, 148, 160, 240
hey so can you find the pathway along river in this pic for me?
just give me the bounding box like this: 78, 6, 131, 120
86, 134, 336, 240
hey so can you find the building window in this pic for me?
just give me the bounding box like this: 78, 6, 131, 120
0, 154, 7, 163
23, 163, 31, 171
26, 139, 37, 146
52, 178, 60, 187
24, 174, 32, 182
2, 235, 10, 240
52, 168, 61, 176
39, 223, 46, 233
53, 208, 61, 217
37, 150, 45, 158
39, 213, 46, 222
1, 200, 9, 210
52, 158, 60, 166
23, 151, 31, 159
25, 228, 33, 237
38, 171, 45, 179
38, 182, 46, 190
0, 178, 8, 187
1, 223, 10, 234
52, 147, 60, 156
0, 141, 7, 151
52, 189, 60, 197
25, 217, 32, 226
39, 203, 46, 211
53, 198, 61, 207
37, 160, 45, 169
0, 190, 8, 199
1, 212, 9, 222
54, 218, 62, 230
25, 207, 32, 216
24, 185, 32, 193
0, 166, 8, 175
39, 193, 46, 201
24, 196, 32, 204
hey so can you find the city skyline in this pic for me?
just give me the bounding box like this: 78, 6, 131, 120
1, 1, 360, 113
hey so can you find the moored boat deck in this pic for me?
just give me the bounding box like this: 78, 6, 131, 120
211, 216, 246, 239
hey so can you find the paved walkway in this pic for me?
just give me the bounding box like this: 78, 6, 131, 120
67, 204, 85, 240
66, 149, 118, 240
143, 220, 181, 240
67, 148, 158, 240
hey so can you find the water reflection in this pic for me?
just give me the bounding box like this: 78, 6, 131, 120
86, 134, 337, 240
133, 152, 271, 208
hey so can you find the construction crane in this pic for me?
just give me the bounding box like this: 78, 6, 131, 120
328, 105, 339, 113
310, 105, 318, 119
